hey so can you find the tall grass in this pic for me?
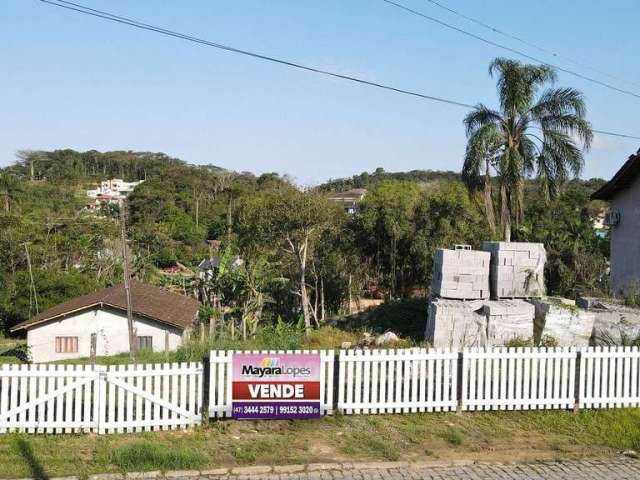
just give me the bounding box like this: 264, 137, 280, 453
108, 440, 208, 472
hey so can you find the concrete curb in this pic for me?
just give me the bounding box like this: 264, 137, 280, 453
54, 460, 482, 480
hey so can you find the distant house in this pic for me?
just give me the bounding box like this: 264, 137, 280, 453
197, 255, 243, 280
86, 178, 144, 209
592, 149, 640, 293
328, 188, 367, 214
11, 281, 199, 363
592, 207, 609, 238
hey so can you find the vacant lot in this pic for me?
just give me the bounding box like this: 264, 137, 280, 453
1, 408, 639, 479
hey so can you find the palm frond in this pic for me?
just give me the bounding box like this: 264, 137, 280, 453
463, 105, 503, 137
489, 58, 556, 115
532, 87, 587, 118
462, 124, 502, 191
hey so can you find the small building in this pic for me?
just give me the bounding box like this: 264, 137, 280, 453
592, 149, 640, 293
328, 188, 367, 214
11, 281, 199, 363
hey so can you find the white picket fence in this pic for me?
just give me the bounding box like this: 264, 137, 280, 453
337, 348, 458, 414
579, 346, 640, 408
208, 350, 335, 418
0, 362, 202, 434
2, 347, 640, 434
461, 347, 576, 410
205, 347, 640, 417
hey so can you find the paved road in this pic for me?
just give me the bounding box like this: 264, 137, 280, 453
181, 459, 640, 480
85, 459, 640, 480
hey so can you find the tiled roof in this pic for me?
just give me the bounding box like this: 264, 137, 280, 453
11, 281, 199, 331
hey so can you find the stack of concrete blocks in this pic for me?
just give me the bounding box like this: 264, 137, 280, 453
531, 298, 596, 347
577, 298, 640, 345
431, 247, 490, 300
483, 300, 536, 346
482, 242, 546, 299
425, 298, 488, 348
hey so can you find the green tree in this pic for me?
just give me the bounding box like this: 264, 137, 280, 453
356, 180, 420, 297
0, 172, 21, 213
463, 58, 593, 241
236, 187, 340, 332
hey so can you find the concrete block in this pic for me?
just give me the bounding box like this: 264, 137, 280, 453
484, 242, 546, 299
431, 248, 490, 300
273, 465, 306, 473
532, 298, 595, 347
307, 463, 341, 471
582, 301, 640, 345
484, 299, 535, 345
200, 468, 229, 476
230, 466, 273, 475
425, 297, 488, 348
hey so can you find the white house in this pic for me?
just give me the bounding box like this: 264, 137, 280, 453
592, 150, 640, 293
11, 281, 200, 363
327, 188, 367, 214
86, 178, 145, 209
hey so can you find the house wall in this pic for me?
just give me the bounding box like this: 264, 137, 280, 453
610, 175, 640, 293
27, 307, 184, 363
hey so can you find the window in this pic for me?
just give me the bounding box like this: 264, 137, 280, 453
137, 336, 153, 351
55, 336, 78, 354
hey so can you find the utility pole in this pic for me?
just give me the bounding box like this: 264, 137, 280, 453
23, 242, 39, 316
119, 199, 137, 362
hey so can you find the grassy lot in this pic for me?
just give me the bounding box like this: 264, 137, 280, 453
52, 327, 367, 365
0, 338, 26, 365
1, 409, 639, 479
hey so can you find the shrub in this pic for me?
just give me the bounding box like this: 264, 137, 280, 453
254, 317, 304, 351
365, 298, 428, 340
440, 427, 463, 446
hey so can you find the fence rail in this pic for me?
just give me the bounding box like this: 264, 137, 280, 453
2, 347, 640, 434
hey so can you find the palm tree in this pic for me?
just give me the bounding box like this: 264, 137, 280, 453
463, 58, 593, 241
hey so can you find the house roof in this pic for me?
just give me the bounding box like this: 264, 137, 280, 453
11, 281, 200, 332
592, 151, 640, 201
329, 188, 367, 199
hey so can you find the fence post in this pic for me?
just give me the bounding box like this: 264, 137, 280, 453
332, 351, 340, 413
202, 353, 211, 422
96, 366, 107, 434
456, 351, 464, 413
574, 350, 582, 414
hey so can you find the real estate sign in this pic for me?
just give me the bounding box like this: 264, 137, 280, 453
231, 352, 321, 420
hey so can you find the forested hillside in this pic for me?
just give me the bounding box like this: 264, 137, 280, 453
0, 149, 609, 338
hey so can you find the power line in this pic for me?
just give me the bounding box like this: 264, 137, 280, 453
39, 0, 473, 109
380, 0, 640, 100
592, 129, 640, 140
38, 0, 640, 141
422, 0, 640, 90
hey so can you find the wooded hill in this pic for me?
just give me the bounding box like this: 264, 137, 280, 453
0, 149, 609, 338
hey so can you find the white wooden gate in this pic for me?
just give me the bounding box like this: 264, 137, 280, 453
0, 362, 202, 434
0, 364, 99, 433
208, 350, 335, 418
99, 362, 202, 433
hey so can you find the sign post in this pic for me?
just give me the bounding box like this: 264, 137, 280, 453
231, 352, 321, 420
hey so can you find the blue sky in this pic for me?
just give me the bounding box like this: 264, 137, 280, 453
2, 0, 639, 185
